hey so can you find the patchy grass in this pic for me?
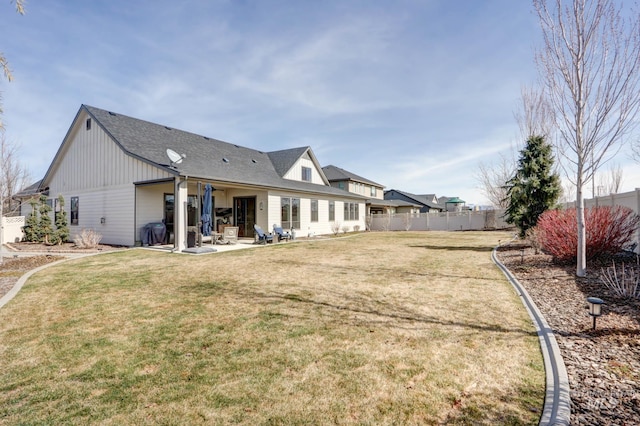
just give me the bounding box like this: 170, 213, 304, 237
0, 231, 544, 424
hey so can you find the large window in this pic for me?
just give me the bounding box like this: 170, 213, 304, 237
329, 201, 335, 221
301, 166, 312, 182
311, 199, 318, 222
370, 186, 377, 197
343, 202, 359, 221
70, 196, 79, 225
281, 197, 300, 229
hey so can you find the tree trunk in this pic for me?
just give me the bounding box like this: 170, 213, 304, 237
576, 184, 587, 277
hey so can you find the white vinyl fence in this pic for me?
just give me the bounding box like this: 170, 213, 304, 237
564, 188, 640, 214
564, 188, 640, 253
1, 216, 25, 244
368, 210, 510, 232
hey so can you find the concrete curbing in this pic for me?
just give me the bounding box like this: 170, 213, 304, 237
491, 247, 571, 426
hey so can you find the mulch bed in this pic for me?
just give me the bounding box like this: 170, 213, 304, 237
496, 243, 640, 425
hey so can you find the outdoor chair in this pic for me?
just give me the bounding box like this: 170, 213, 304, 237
220, 226, 239, 244
254, 224, 273, 244
272, 225, 292, 242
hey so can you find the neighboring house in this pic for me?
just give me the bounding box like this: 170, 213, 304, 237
321, 165, 391, 215
12, 180, 45, 216
384, 189, 445, 213
438, 196, 468, 212
24, 105, 367, 251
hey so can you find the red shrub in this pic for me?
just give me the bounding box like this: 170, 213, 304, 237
535, 206, 640, 262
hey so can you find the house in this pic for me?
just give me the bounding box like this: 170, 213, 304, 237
438, 196, 468, 212
13, 180, 45, 216
25, 105, 367, 251
321, 165, 400, 215
384, 189, 445, 213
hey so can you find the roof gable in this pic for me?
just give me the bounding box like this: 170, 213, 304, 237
322, 165, 384, 188
385, 189, 443, 210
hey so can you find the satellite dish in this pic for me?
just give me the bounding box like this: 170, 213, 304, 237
166, 148, 185, 168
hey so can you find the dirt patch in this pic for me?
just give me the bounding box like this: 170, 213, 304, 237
496, 244, 640, 425
0, 255, 65, 300
6, 242, 126, 253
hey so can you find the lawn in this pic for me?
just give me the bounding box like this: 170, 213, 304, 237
0, 231, 544, 425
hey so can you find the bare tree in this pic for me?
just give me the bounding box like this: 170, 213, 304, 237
559, 181, 575, 205
534, 0, 640, 277
514, 84, 555, 141
1, 0, 26, 129
1, 134, 30, 215
477, 85, 555, 210
595, 162, 623, 196
476, 153, 513, 209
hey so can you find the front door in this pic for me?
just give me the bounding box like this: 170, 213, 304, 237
234, 197, 256, 238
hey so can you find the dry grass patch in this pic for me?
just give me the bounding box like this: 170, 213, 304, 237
0, 231, 543, 424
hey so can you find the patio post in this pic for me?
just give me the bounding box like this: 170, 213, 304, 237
174, 176, 188, 252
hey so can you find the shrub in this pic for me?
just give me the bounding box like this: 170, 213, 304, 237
353, 225, 360, 232
54, 195, 70, 245
341, 225, 350, 234
22, 199, 40, 242
600, 257, 640, 299
536, 206, 640, 262
331, 222, 341, 236
74, 228, 103, 249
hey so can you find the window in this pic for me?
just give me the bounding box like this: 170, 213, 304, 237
338, 182, 345, 190
301, 166, 312, 182
311, 199, 318, 222
343, 202, 359, 221
86, 118, 91, 130
371, 186, 377, 197
329, 201, 335, 221
281, 197, 300, 229
70, 197, 79, 225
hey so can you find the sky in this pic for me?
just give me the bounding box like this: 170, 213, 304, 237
2, 0, 639, 206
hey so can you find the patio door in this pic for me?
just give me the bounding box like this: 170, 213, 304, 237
234, 197, 256, 238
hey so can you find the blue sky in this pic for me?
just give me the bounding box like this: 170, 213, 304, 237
2, 1, 638, 205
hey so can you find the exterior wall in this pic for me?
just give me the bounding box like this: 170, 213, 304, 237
348, 181, 383, 199
283, 155, 325, 185
60, 184, 135, 246
18, 196, 39, 217
135, 182, 173, 245
45, 110, 172, 246
1, 216, 25, 244
266, 190, 366, 236
385, 191, 429, 213
369, 210, 510, 232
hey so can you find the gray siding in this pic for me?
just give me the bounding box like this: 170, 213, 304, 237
45, 110, 172, 246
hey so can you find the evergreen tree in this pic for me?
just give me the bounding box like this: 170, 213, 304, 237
54, 195, 69, 244
504, 135, 561, 237
22, 198, 40, 242
38, 195, 54, 244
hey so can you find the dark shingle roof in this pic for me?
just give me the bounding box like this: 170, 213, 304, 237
268, 147, 310, 177
322, 165, 383, 187
384, 189, 443, 210
78, 105, 363, 199
13, 180, 45, 198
